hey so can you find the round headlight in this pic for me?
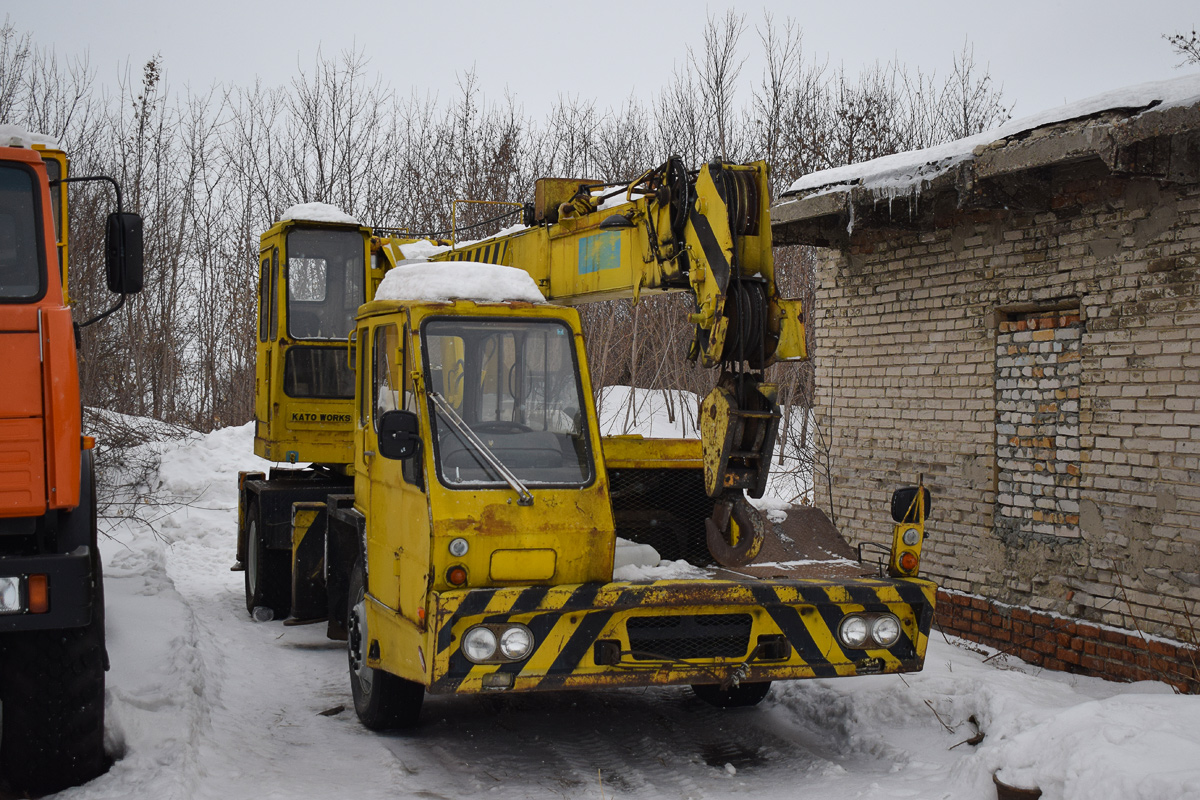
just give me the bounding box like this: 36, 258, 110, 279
0, 577, 19, 612
499, 625, 533, 660
901, 527, 921, 546
462, 626, 498, 662
872, 615, 902, 648
449, 537, 469, 557
839, 615, 869, 649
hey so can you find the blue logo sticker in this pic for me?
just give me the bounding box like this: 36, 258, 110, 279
578, 234, 621, 275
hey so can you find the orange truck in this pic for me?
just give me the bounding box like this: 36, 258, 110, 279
0, 127, 142, 795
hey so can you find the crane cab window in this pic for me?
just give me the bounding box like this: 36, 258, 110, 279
0, 165, 44, 302
285, 228, 364, 341
423, 318, 593, 488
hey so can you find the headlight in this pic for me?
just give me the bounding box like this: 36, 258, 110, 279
499, 625, 533, 660
449, 537, 469, 557
839, 615, 869, 648
0, 576, 21, 613
872, 615, 902, 647
901, 527, 921, 546
462, 626, 498, 662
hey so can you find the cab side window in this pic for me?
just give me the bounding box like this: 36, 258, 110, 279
372, 324, 400, 430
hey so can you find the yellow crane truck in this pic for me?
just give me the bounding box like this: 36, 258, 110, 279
236, 158, 934, 729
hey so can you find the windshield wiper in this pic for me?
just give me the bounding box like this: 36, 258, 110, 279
429, 391, 534, 506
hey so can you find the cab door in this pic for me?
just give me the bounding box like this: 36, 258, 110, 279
361, 319, 430, 624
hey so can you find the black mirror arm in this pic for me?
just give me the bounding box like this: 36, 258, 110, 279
49, 175, 124, 214
52, 174, 139, 325
78, 293, 126, 329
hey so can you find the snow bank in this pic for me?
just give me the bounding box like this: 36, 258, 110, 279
281, 202, 360, 226
785, 73, 1200, 199
0, 123, 59, 149
375, 261, 545, 304
613, 559, 712, 582
597, 385, 702, 439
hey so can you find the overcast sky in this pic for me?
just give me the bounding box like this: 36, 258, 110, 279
7, 0, 1199, 123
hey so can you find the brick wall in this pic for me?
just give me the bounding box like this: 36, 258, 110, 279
810, 163, 1200, 673
995, 311, 1082, 540
936, 589, 1199, 692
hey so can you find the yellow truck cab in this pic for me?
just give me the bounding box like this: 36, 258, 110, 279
286, 261, 934, 729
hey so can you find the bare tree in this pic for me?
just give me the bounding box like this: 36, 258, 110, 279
0, 17, 31, 124
0, 10, 1014, 482
1166, 27, 1200, 65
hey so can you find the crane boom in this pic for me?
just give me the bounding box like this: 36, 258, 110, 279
376, 157, 806, 497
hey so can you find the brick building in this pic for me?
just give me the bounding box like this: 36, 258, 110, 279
771, 75, 1200, 689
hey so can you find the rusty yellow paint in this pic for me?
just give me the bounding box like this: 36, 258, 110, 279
422, 576, 935, 695
600, 436, 702, 469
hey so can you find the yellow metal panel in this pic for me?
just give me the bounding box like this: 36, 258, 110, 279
600, 436, 702, 469
489, 549, 557, 581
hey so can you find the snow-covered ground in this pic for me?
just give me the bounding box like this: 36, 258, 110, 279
52, 420, 1200, 800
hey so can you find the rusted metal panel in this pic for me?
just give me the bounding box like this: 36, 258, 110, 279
428, 575, 936, 696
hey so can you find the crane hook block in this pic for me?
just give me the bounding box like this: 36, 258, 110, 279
700, 374, 781, 499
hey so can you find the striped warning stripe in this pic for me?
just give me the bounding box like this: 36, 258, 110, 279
429, 577, 936, 693
445, 240, 510, 265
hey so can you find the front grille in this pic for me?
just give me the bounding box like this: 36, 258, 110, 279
625, 613, 752, 661
608, 468, 717, 566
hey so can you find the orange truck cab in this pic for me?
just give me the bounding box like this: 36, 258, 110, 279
0, 128, 143, 795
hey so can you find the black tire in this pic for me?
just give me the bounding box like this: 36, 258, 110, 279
0, 457, 107, 795
0, 623, 108, 795
691, 681, 772, 708
348, 559, 423, 730
243, 499, 291, 618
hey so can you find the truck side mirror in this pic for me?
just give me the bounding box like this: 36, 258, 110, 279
378, 410, 421, 461
106, 212, 144, 294
891, 486, 930, 523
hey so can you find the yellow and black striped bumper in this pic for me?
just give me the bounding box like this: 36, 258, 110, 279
429, 576, 936, 694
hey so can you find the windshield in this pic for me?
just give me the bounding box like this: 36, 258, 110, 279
285, 228, 364, 340
0, 165, 44, 302
423, 318, 593, 488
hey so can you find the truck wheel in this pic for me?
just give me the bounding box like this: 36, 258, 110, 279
691, 681, 771, 708
0, 614, 108, 794
244, 499, 290, 618
347, 559, 423, 730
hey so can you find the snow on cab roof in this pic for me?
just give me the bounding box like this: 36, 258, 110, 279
280, 202, 361, 226
375, 261, 545, 305
783, 72, 1200, 200
0, 124, 60, 150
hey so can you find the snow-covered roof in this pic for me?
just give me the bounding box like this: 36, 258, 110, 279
0, 124, 60, 150
375, 261, 545, 304
280, 202, 360, 226
783, 72, 1200, 200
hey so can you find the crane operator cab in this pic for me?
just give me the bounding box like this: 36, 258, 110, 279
254, 208, 375, 465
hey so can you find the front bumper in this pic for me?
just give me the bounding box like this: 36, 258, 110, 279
428, 576, 936, 694
0, 545, 94, 633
